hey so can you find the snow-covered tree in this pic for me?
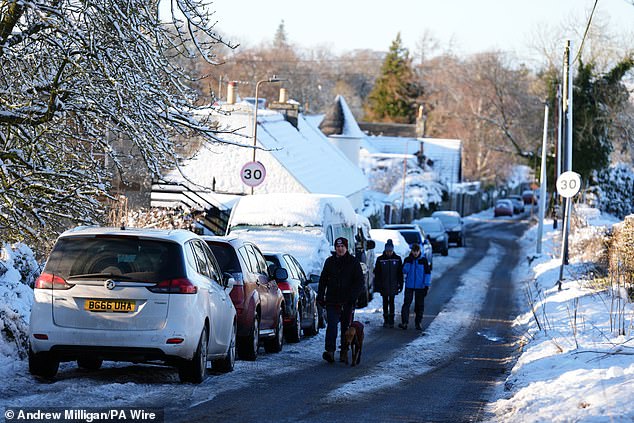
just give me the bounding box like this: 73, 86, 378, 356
388, 167, 445, 213
0, 0, 236, 245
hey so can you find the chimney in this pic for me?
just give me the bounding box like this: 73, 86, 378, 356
227, 81, 237, 104
278, 88, 288, 103
269, 88, 300, 129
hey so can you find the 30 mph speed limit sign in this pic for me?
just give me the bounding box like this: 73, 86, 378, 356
240, 161, 266, 187
556, 171, 581, 198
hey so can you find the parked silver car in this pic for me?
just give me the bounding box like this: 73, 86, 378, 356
383, 224, 434, 269
29, 227, 237, 383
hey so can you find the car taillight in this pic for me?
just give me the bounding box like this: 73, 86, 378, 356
147, 278, 197, 294
34, 272, 73, 290
277, 281, 292, 293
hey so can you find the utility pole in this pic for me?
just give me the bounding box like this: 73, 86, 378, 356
400, 139, 409, 223
553, 84, 562, 230
557, 40, 575, 290
560, 41, 573, 266
537, 104, 549, 254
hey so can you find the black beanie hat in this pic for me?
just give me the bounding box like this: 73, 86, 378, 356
334, 237, 348, 248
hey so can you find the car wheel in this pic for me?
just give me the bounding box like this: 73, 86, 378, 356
237, 314, 259, 361
29, 346, 59, 379
179, 327, 208, 384
442, 247, 449, 256
304, 305, 319, 336
264, 308, 284, 353
77, 357, 103, 371
285, 308, 301, 343
214, 320, 236, 373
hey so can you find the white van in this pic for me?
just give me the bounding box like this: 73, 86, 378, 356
227, 193, 358, 274
226, 193, 373, 309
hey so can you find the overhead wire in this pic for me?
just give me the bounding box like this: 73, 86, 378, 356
573, 0, 599, 64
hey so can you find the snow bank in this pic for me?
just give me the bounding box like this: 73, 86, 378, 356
0, 243, 38, 364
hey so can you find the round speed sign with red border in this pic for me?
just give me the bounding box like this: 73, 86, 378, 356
240, 161, 266, 187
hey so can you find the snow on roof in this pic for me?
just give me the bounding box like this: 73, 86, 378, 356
164, 107, 367, 199
363, 136, 462, 185
337, 95, 366, 139
228, 193, 358, 228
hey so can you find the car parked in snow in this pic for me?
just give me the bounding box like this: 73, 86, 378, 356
415, 217, 449, 256
522, 189, 538, 205
383, 224, 433, 268
494, 199, 514, 217
203, 235, 285, 361
264, 252, 319, 342
506, 196, 525, 214
29, 227, 237, 383
431, 211, 466, 247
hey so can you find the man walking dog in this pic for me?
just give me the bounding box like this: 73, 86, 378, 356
317, 237, 364, 363
373, 239, 403, 328
399, 243, 432, 331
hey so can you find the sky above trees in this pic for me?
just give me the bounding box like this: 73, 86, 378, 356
206, 0, 634, 60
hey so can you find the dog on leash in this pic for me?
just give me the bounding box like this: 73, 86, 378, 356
343, 321, 364, 366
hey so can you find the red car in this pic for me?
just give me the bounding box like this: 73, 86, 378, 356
494, 199, 514, 217
203, 236, 285, 361
522, 190, 538, 205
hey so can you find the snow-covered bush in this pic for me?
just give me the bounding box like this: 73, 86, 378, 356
0, 243, 37, 359
590, 163, 634, 219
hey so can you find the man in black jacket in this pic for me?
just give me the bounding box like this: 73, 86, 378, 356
317, 237, 364, 363
373, 239, 403, 328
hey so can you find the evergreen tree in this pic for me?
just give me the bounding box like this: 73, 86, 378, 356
364, 33, 423, 123
572, 58, 633, 182
274, 20, 289, 49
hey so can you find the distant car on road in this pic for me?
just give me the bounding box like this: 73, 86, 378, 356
506, 196, 525, 214
431, 211, 466, 247
522, 190, 538, 205
29, 227, 237, 383
415, 217, 449, 256
494, 199, 514, 217
264, 252, 319, 342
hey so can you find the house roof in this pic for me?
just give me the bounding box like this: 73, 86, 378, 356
163, 104, 368, 199
320, 95, 366, 139
362, 136, 462, 185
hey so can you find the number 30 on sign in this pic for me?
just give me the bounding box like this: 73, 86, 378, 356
241, 161, 266, 187
556, 171, 581, 198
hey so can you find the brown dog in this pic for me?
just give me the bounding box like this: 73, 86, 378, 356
343, 321, 364, 366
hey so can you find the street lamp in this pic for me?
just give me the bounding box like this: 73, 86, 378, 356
250, 76, 284, 194
252, 75, 284, 162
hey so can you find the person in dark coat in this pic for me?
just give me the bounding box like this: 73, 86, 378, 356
373, 239, 403, 328
398, 243, 432, 331
317, 236, 364, 363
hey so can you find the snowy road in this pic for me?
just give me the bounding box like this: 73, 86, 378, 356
0, 214, 530, 422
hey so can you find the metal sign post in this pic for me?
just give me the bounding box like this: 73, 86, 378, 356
556, 171, 581, 290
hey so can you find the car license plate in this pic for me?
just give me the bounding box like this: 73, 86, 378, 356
84, 299, 136, 313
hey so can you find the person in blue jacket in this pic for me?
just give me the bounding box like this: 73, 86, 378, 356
398, 243, 431, 330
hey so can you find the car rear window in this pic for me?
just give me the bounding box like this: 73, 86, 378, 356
438, 215, 460, 226
400, 230, 422, 245
44, 236, 185, 282
205, 242, 241, 274
421, 221, 443, 232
